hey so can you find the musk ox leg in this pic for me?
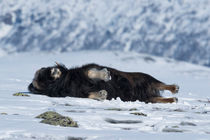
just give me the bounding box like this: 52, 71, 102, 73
150, 97, 178, 103
88, 90, 108, 101
157, 84, 179, 94
87, 68, 111, 82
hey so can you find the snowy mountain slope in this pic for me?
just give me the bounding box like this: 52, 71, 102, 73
0, 51, 210, 140
0, 0, 210, 66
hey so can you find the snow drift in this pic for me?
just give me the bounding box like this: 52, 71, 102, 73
0, 51, 210, 140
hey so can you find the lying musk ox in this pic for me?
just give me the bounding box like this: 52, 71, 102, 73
28, 63, 179, 103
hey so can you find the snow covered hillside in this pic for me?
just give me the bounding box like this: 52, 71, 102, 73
0, 51, 210, 140
0, 0, 210, 66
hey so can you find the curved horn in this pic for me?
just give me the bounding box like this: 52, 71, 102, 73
55, 61, 60, 66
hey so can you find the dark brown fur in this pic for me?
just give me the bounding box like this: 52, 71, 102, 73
28, 63, 179, 103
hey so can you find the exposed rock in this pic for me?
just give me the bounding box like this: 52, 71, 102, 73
197, 99, 210, 104
172, 109, 185, 112
64, 103, 73, 106
105, 108, 138, 111
172, 125, 179, 128
13, 114, 19, 115
13, 92, 30, 97
121, 128, 133, 130
195, 111, 209, 114
105, 108, 126, 111
143, 56, 156, 63
180, 122, 197, 126
162, 128, 185, 133
66, 110, 86, 113
67, 137, 85, 140
130, 112, 147, 117
1, 113, 8, 115
36, 111, 78, 127
129, 108, 138, 111
105, 118, 142, 124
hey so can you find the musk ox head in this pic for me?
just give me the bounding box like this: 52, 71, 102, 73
28, 63, 67, 94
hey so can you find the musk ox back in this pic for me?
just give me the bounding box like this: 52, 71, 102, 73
28, 63, 179, 103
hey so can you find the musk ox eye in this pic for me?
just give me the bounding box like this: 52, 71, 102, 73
51, 68, 61, 79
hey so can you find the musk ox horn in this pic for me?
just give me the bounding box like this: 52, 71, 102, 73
55, 61, 60, 66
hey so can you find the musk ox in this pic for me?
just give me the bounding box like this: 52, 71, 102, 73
28, 63, 179, 103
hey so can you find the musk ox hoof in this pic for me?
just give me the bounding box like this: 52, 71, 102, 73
172, 84, 179, 94
88, 90, 108, 101
99, 90, 108, 99
87, 68, 111, 82
101, 68, 111, 82
173, 97, 178, 103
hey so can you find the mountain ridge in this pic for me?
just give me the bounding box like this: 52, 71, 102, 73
0, 0, 210, 66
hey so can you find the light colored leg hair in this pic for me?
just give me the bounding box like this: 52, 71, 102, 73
157, 84, 179, 94
150, 97, 178, 103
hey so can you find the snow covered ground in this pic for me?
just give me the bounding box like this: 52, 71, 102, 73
0, 51, 210, 140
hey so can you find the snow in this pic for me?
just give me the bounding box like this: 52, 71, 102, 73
0, 51, 210, 140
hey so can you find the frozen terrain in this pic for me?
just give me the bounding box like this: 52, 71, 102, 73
0, 51, 210, 140
0, 0, 210, 66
